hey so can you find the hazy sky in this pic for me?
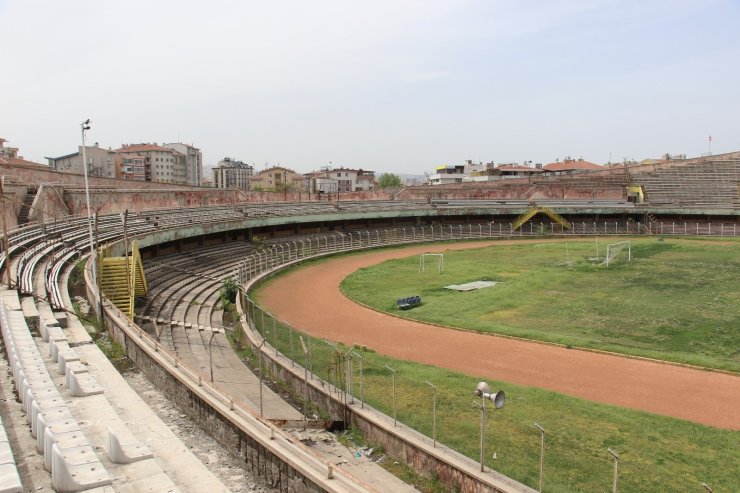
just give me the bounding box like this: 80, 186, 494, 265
3, 0, 739, 174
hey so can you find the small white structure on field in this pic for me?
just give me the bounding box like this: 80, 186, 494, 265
604, 240, 632, 267
420, 253, 445, 273
444, 281, 496, 291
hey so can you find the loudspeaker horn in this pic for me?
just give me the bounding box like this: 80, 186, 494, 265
489, 390, 505, 409
474, 381, 490, 397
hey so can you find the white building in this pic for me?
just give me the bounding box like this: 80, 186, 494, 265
212, 158, 254, 190
309, 168, 375, 192
164, 143, 203, 186
427, 165, 466, 185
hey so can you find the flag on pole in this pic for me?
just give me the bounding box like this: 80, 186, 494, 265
709, 135, 712, 142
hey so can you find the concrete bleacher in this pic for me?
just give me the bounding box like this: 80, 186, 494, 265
0, 286, 234, 492
630, 158, 740, 208
1, 294, 112, 492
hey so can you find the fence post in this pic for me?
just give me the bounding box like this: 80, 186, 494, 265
535, 423, 545, 492
257, 338, 266, 417
352, 351, 364, 408
299, 335, 312, 429
426, 382, 437, 447
384, 365, 397, 426
608, 448, 619, 493
289, 325, 295, 367
344, 347, 354, 404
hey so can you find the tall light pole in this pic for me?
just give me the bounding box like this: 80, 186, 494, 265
81, 119, 99, 316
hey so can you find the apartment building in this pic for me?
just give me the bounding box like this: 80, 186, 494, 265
212, 157, 253, 190
116, 154, 146, 181
164, 142, 203, 186
46, 143, 117, 178
115, 144, 186, 184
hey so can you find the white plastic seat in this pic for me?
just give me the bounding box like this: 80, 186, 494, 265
51, 444, 111, 493
107, 428, 153, 464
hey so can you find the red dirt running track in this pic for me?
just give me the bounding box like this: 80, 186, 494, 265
259, 241, 740, 430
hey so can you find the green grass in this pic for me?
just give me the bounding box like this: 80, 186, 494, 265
251, 236, 740, 492
246, 305, 740, 492
340, 237, 740, 372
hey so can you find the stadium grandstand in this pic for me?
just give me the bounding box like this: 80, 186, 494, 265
0, 151, 737, 492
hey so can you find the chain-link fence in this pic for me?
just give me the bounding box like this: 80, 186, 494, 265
241, 223, 734, 492
246, 298, 723, 492
237, 220, 738, 285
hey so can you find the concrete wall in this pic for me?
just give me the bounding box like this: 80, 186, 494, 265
242, 307, 519, 493
29, 184, 70, 223
2, 182, 26, 230
96, 298, 327, 493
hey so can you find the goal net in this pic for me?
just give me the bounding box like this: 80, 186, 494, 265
604, 241, 631, 267
419, 253, 444, 273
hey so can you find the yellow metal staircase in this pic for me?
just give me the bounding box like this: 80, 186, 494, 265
99, 240, 148, 318
512, 206, 571, 230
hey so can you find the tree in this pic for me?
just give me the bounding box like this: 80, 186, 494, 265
378, 173, 402, 188
220, 277, 238, 309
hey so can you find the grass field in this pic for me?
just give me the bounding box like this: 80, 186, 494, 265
252, 235, 740, 492
249, 294, 740, 492
340, 237, 740, 372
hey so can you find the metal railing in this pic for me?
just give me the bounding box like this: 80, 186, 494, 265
240, 221, 732, 492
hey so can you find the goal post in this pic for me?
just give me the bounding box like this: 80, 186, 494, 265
604, 241, 631, 267
420, 253, 444, 273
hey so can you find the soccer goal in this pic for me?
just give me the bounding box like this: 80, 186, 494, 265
420, 253, 445, 273
604, 240, 631, 267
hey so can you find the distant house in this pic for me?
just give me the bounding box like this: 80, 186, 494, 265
1, 138, 46, 167
427, 165, 466, 185
543, 157, 602, 174
306, 167, 375, 192
430, 160, 543, 184
249, 166, 306, 192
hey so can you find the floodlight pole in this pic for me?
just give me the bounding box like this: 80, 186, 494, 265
80, 119, 100, 317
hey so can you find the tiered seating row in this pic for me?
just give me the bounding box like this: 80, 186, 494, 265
0, 412, 22, 493
0, 298, 111, 492
631, 158, 740, 208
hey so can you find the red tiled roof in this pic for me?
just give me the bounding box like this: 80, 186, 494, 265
543, 160, 601, 171
0, 156, 48, 168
